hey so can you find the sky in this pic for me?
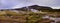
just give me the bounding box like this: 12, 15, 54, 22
0, 0, 60, 9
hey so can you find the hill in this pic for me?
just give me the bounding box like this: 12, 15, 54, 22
0, 5, 60, 23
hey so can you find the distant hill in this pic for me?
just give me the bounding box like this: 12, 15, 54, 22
0, 5, 60, 12
14, 5, 52, 11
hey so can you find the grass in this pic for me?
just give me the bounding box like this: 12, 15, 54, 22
0, 10, 60, 23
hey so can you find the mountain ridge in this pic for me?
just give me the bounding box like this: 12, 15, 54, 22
0, 5, 60, 12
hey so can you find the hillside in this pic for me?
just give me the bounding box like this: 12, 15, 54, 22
0, 5, 60, 23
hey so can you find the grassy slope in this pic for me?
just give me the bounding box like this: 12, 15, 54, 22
0, 10, 60, 23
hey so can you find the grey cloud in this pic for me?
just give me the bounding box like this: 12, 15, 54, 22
0, 0, 60, 9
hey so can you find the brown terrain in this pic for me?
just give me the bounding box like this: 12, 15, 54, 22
0, 5, 60, 23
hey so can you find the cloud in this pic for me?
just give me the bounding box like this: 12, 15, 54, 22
29, 0, 58, 7
51, 6, 60, 9
0, 0, 60, 9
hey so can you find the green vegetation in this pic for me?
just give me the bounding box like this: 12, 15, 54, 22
0, 10, 60, 23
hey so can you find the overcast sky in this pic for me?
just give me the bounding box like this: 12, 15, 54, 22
0, 0, 60, 9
